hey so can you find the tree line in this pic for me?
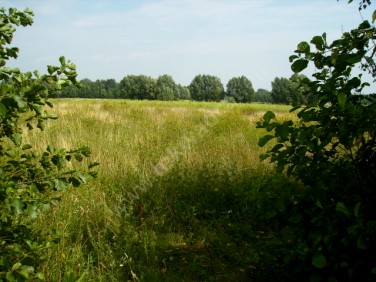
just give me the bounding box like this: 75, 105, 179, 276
58, 73, 318, 105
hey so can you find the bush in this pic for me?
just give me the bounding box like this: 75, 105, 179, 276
0, 7, 97, 280
257, 3, 376, 281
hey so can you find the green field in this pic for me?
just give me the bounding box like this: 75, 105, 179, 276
25, 99, 299, 281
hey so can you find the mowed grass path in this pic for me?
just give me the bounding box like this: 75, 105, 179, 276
25, 99, 297, 281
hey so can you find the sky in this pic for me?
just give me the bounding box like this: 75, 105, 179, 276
2, 0, 374, 91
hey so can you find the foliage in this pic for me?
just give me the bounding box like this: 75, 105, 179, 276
155, 74, 177, 101
289, 73, 317, 105
270, 77, 293, 104
347, 0, 372, 10
175, 84, 191, 100
189, 74, 224, 101
255, 88, 273, 103
270, 74, 313, 105
257, 3, 376, 280
59, 78, 120, 99
119, 74, 157, 100
226, 75, 255, 103
0, 7, 97, 280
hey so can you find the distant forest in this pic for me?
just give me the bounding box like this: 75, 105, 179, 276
58, 73, 317, 105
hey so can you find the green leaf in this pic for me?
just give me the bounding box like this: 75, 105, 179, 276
75, 172, 87, 184
373, 10, 376, 22
88, 162, 100, 169
13, 94, 27, 109
258, 135, 275, 147
47, 65, 58, 74
6, 271, 17, 282
12, 199, 24, 214
36, 272, 46, 280
291, 59, 308, 73
22, 144, 32, 150
336, 202, 351, 216
354, 202, 361, 217
54, 179, 68, 191
59, 56, 66, 65
297, 41, 310, 53
275, 124, 290, 141
270, 143, 284, 152
74, 153, 83, 162
311, 36, 324, 50
37, 119, 45, 130
289, 105, 301, 112
26, 204, 38, 219
0, 102, 7, 118
263, 111, 276, 123
337, 92, 347, 110
259, 153, 270, 161
357, 234, 367, 249
69, 177, 81, 187
289, 54, 299, 62
12, 262, 22, 271
19, 265, 34, 278
312, 254, 327, 268
322, 32, 327, 43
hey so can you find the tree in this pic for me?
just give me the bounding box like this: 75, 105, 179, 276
270, 77, 294, 104
119, 75, 156, 100
255, 88, 273, 103
155, 74, 177, 101
59, 78, 120, 99
176, 84, 191, 100
189, 74, 224, 101
271, 75, 313, 105
0, 7, 97, 280
289, 73, 316, 105
257, 2, 376, 280
226, 76, 255, 103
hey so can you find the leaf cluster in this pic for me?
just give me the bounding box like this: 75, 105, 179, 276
0, 7, 97, 281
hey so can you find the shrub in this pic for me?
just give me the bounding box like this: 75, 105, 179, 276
0, 7, 97, 280
257, 3, 376, 281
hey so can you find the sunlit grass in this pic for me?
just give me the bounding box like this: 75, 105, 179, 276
25, 99, 298, 281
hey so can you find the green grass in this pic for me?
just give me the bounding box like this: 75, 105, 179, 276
24, 99, 300, 281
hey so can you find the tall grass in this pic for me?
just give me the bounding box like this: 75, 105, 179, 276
25, 99, 299, 281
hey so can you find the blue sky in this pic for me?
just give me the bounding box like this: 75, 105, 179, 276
3, 0, 373, 91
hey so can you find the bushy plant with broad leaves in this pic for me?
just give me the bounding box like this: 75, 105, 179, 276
257, 2, 376, 281
0, 7, 98, 281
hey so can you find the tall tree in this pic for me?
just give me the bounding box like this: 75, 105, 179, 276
189, 74, 224, 101
226, 76, 255, 103
271, 75, 313, 105
176, 84, 191, 100
119, 75, 156, 100
155, 74, 177, 101
255, 88, 273, 103
270, 77, 294, 104
289, 73, 316, 105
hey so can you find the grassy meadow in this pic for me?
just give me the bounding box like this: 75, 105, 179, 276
24, 99, 301, 281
